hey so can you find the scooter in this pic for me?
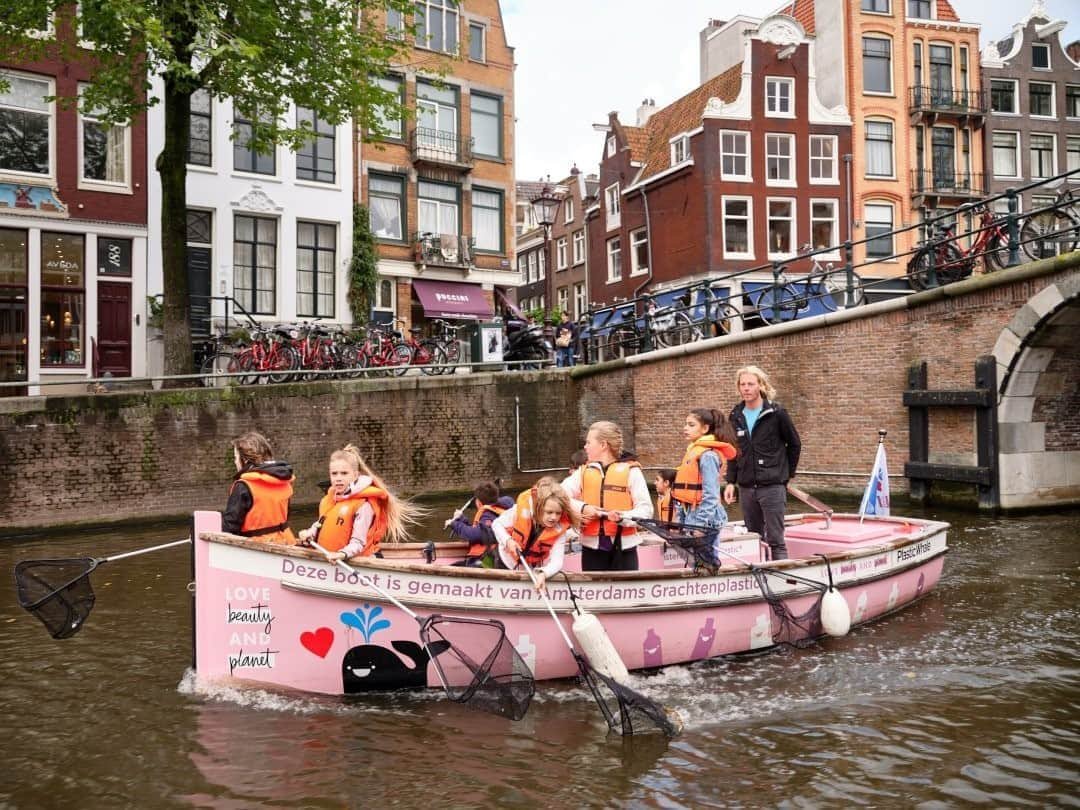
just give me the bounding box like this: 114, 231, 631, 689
503, 318, 552, 368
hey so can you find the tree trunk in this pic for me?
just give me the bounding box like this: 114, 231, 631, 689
158, 75, 194, 383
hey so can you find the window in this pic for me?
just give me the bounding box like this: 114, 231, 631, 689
810, 200, 839, 257
907, 0, 930, 17
563, 196, 575, 224
864, 203, 894, 259
670, 135, 689, 165
862, 37, 892, 94
931, 126, 955, 188
41, 232, 84, 367
990, 79, 1018, 114
765, 77, 794, 117
862, 0, 889, 12
0, 73, 52, 177
187, 89, 212, 166
0, 228, 29, 383
417, 81, 459, 158
865, 119, 894, 177
296, 222, 335, 318
1031, 43, 1050, 70
233, 215, 277, 315
959, 46, 968, 93
526, 252, 537, 282
630, 229, 648, 276
369, 173, 405, 241
913, 41, 922, 89
296, 107, 335, 183
79, 87, 129, 188
233, 106, 275, 175
928, 45, 952, 103
1030, 134, 1056, 180
605, 183, 621, 230
374, 277, 395, 316
1067, 137, 1080, 176
418, 180, 459, 236
765, 133, 794, 185
415, 0, 458, 53
557, 286, 568, 315
1067, 85, 1080, 119
556, 237, 568, 269
721, 196, 753, 259
471, 187, 502, 253
809, 135, 837, 182
766, 198, 795, 258
574, 282, 586, 319
1030, 82, 1054, 117
538, 248, 546, 278
470, 93, 501, 158
606, 136, 616, 157
989, 133, 1015, 179
720, 130, 750, 180
372, 75, 404, 139
572, 229, 585, 264
517, 254, 526, 277
468, 22, 485, 61
385, 5, 405, 37
606, 237, 621, 282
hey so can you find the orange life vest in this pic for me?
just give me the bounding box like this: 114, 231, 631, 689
507, 489, 571, 567
467, 502, 508, 558
580, 461, 640, 538
672, 435, 737, 506
314, 484, 389, 556
657, 491, 676, 523
233, 471, 297, 545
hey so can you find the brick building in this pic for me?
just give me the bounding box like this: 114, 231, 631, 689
358, 0, 518, 330
1, 8, 149, 393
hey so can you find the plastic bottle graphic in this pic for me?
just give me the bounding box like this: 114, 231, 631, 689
643, 628, 663, 667
515, 634, 537, 675
750, 612, 772, 649
691, 617, 717, 659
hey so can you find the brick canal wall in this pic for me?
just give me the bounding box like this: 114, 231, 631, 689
1, 258, 1076, 532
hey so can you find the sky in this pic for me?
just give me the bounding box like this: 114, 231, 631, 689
502, 0, 1079, 182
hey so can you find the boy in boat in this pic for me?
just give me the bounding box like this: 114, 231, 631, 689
654, 468, 677, 523
298, 444, 422, 561
222, 431, 297, 545
444, 480, 514, 567
492, 477, 579, 592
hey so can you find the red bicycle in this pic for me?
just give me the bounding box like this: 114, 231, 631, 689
908, 204, 1011, 290
357, 325, 413, 377
395, 319, 447, 375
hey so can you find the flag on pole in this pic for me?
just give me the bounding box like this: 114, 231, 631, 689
858, 442, 891, 517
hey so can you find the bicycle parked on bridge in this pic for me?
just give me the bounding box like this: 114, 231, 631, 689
1019, 184, 1080, 262
908, 204, 1013, 290
752, 249, 865, 325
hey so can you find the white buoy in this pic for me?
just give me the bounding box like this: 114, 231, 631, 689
571, 610, 630, 684
820, 588, 852, 637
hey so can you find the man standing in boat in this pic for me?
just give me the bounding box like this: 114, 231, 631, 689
723, 366, 801, 560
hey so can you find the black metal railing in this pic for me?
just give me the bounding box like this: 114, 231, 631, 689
909, 86, 987, 117
912, 170, 985, 198
412, 232, 474, 267
409, 127, 474, 168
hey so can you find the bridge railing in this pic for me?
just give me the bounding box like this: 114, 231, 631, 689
574, 168, 1080, 365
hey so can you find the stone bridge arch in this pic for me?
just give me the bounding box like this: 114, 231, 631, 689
994, 274, 1080, 508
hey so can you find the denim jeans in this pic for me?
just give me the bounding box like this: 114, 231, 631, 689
556, 347, 575, 367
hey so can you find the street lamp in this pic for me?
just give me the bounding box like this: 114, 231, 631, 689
530, 182, 560, 316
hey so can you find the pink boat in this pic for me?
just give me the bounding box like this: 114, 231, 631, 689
192, 508, 948, 695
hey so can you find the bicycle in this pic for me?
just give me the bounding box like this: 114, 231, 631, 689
908, 204, 1012, 290
1019, 184, 1080, 262
429, 318, 463, 373
754, 250, 864, 325
602, 293, 708, 358
200, 327, 298, 386
395, 318, 447, 376
356, 325, 413, 377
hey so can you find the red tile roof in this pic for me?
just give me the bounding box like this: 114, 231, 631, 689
779, 0, 815, 35
936, 0, 959, 22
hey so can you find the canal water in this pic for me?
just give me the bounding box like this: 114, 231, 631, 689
1, 495, 1077, 808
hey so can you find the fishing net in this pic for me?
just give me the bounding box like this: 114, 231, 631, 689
750, 568, 826, 648
575, 653, 683, 737
634, 518, 720, 573
13, 558, 100, 639
419, 615, 535, 721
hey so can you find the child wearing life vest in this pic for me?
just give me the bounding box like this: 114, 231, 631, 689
222, 431, 297, 545
672, 408, 738, 528
445, 480, 514, 566
298, 444, 422, 561
492, 477, 579, 592
655, 468, 677, 524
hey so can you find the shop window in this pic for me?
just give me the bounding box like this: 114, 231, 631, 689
41, 232, 85, 367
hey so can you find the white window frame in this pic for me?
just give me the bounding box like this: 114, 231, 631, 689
809, 134, 838, 184
629, 228, 648, 277
1029, 132, 1057, 180
720, 130, 751, 181
556, 236, 568, 270
606, 237, 622, 283
557, 285, 569, 314
766, 197, 796, 260
538, 248, 546, 279
765, 77, 795, 118
527, 251, 537, 283
765, 133, 796, 187
563, 195, 575, 224
606, 135, 616, 157
991, 131, 1021, 180
1031, 42, 1051, 71
574, 282, 586, 319
572, 229, 585, 265
670, 133, 689, 165
1066, 85, 1080, 120
864, 118, 895, 179
1067, 136, 1080, 179
809, 199, 841, 260
864, 202, 895, 261
415, 0, 459, 54
605, 182, 621, 231
1029, 81, 1056, 120
721, 195, 754, 260
373, 277, 397, 315
862, 35, 893, 96
0, 71, 55, 181
990, 78, 1019, 116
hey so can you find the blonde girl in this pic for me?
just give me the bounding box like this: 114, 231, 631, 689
299, 444, 423, 561
493, 477, 580, 592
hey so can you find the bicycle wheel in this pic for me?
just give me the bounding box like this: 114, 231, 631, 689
387, 343, 414, 376
984, 233, 1011, 272
200, 352, 238, 388
416, 340, 447, 375
235, 352, 259, 386
908, 243, 966, 289
1020, 211, 1079, 261
756, 286, 798, 324
823, 269, 865, 307
337, 344, 363, 379
660, 311, 703, 347
268, 344, 301, 384
606, 324, 638, 359
710, 302, 741, 336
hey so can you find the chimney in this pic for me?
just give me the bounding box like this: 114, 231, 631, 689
636, 98, 657, 126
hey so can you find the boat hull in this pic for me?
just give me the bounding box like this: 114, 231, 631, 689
192, 511, 947, 695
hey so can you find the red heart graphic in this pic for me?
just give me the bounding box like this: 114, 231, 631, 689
300, 627, 334, 658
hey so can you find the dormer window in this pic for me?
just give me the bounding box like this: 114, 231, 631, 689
907, 0, 930, 18
670, 134, 689, 165
606, 135, 617, 157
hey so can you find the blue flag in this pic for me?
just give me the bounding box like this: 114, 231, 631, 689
858, 443, 891, 517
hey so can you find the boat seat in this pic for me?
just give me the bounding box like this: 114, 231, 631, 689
785, 520, 893, 544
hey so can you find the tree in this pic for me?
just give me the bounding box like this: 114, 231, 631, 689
348, 203, 379, 324
0, 0, 416, 381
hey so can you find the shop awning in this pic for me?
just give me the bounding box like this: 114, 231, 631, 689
413, 279, 493, 320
